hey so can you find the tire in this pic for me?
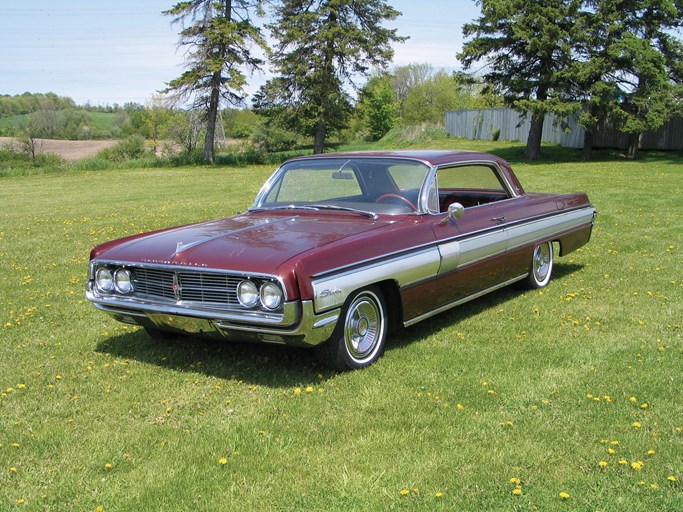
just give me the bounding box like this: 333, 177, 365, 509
314, 286, 387, 371
525, 241, 554, 289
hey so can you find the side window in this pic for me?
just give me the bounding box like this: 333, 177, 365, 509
436, 165, 510, 212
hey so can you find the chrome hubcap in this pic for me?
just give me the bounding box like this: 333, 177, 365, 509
345, 296, 381, 361
533, 243, 551, 282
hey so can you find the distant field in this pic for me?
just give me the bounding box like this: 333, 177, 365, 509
0, 137, 118, 161
0, 110, 116, 136
0, 144, 681, 511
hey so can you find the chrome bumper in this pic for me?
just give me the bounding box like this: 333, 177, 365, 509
87, 290, 339, 347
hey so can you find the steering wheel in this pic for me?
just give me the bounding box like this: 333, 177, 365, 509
375, 193, 417, 211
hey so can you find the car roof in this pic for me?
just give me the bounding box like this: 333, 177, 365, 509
285, 150, 506, 168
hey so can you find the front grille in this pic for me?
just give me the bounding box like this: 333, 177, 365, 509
132, 268, 242, 308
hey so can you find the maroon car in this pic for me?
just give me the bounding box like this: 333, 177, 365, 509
86, 150, 596, 370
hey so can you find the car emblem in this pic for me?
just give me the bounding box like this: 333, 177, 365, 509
320, 287, 343, 298
172, 274, 182, 301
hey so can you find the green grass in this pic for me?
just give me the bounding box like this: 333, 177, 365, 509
0, 143, 681, 511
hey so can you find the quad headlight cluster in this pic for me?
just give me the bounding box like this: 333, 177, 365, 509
237, 280, 283, 311
95, 267, 134, 294
91, 263, 285, 312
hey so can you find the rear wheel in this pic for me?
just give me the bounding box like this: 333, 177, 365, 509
315, 286, 387, 371
525, 241, 554, 289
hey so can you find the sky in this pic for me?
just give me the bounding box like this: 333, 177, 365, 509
0, 0, 481, 106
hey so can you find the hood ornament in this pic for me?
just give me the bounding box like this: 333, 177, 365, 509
171, 216, 298, 256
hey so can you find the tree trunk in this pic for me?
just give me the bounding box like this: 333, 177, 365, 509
626, 132, 641, 160
524, 110, 544, 161
313, 122, 326, 154
204, 73, 221, 164
581, 129, 594, 161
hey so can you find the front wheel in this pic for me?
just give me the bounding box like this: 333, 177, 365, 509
315, 286, 387, 371
524, 241, 554, 289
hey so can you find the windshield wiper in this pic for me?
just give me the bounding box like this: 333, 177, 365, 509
308, 204, 378, 219
250, 203, 377, 219
249, 204, 320, 212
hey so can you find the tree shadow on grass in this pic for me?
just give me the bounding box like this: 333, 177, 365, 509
95, 262, 584, 386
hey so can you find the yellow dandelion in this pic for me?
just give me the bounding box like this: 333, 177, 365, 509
631, 461, 644, 470
619, 458, 628, 466
640, 403, 648, 409
456, 403, 464, 411
95, 507, 104, 512
16, 499, 25, 505
632, 421, 641, 429
559, 491, 570, 500
399, 489, 410, 496
435, 492, 444, 497
293, 387, 302, 396
512, 488, 522, 496
647, 449, 655, 455
487, 389, 495, 395
668, 476, 677, 482
629, 396, 638, 403
610, 440, 620, 445
607, 448, 616, 454
10, 467, 18, 473
17, 384, 25, 389
510, 477, 521, 485
104, 463, 113, 470
305, 386, 314, 393
650, 484, 658, 490
598, 461, 608, 468
218, 458, 228, 465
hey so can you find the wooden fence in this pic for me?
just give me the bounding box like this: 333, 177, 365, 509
444, 108, 683, 150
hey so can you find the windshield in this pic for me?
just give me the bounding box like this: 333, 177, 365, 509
253, 158, 430, 215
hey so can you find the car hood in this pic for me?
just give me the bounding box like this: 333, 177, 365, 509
93, 211, 391, 274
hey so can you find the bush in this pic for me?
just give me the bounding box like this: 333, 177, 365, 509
377, 124, 448, 148
250, 123, 299, 153
96, 135, 148, 162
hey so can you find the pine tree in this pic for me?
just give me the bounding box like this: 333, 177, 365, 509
458, 0, 581, 160
164, 1, 267, 163
255, 0, 405, 153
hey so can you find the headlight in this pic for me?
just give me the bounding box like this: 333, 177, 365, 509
95, 268, 114, 293
237, 280, 259, 308
114, 269, 134, 294
260, 282, 283, 310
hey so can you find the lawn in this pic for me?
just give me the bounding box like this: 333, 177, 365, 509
0, 144, 681, 511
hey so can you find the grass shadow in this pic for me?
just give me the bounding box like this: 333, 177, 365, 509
384, 261, 585, 354
95, 331, 325, 388
94, 263, 585, 384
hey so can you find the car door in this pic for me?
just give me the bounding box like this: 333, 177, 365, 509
428, 164, 510, 309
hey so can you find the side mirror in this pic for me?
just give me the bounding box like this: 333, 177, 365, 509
448, 202, 465, 219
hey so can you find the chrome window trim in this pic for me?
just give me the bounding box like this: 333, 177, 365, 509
421, 160, 519, 215
252, 156, 434, 213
